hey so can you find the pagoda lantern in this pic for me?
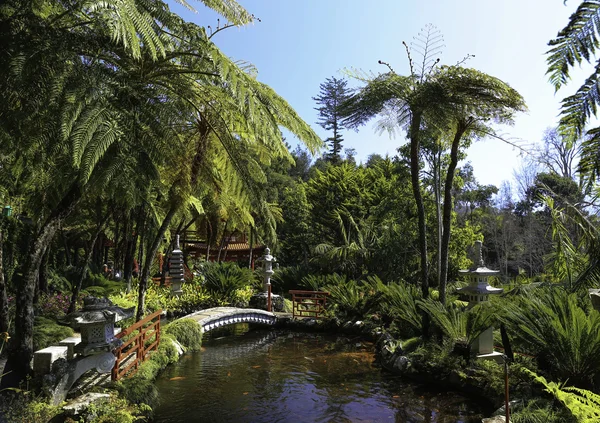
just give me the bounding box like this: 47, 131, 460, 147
457, 241, 503, 361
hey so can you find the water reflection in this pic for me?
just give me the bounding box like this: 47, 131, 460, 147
153, 329, 488, 423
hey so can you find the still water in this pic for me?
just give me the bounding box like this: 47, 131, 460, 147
153, 327, 489, 423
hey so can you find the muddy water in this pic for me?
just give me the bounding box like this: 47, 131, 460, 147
152, 328, 489, 422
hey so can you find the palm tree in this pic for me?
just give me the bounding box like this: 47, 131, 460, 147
342, 44, 524, 306
0, 0, 273, 380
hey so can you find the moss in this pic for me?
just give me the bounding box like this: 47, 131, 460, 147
164, 318, 203, 351
0, 395, 61, 423
158, 334, 180, 364
32, 316, 74, 351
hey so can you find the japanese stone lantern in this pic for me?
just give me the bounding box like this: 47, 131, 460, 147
64, 297, 134, 356
249, 247, 284, 312
261, 247, 276, 293
457, 241, 503, 361
169, 235, 184, 296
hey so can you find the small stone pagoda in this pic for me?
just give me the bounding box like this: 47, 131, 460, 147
457, 241, 503, 362
169, 235, 184, 295
64, 297, 134, 356
249, 247, 283, 312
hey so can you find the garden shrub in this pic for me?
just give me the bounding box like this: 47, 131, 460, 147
158, 334, 180, 364
33, 316, 73, 351
203, 262, 254, 298
77, 394, 151, 423
164, 319, 203, 351
499, 288, 600, 389
0, 395, 61, 423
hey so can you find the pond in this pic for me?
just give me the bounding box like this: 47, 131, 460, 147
152, 327, 490, 423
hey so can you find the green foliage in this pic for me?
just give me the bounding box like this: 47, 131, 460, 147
500, 288, 600, 388
379, 280, 423, 336
419, 300, 493, 348
74, 393, 151, 423
83, 273, 125, 297
203, 262, 254, 299
511, 399, 575, 423
164, 319, 203, 352
32, 316, 73, 351
525, 368, 600, 422
0, 395, 61, 423
158, 334, 180, 364
325, 277, 383, 320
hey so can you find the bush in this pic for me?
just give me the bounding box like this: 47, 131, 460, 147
203, 262, 254, 299
0, 395, 61, 423
499, 288, 600, 389
33, 316, 74, 351
164, 319, 203, 351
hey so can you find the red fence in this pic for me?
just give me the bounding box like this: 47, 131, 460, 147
289, 290, 329, 319
112, 309, 162, 381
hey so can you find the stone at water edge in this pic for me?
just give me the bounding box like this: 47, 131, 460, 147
482, 416, 505, 423
63, 392, 111, 416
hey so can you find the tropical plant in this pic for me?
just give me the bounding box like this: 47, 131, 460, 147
325, 277, 384, 320
342, 25, 525, 306
500, 288, 600, 388
525, 368, 600, 422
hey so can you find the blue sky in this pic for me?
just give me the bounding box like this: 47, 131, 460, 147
171, 0, 586, 188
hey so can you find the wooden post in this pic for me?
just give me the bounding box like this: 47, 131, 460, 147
504, 358, 510, 423
267, 284, 272, 312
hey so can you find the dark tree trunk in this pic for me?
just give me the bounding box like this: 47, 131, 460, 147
69, 213, 109, 313
439, 121, 469, 305
4, 182, 82, 384
61, 229, 71, 267
409, 112, 428, 297
409, 111, 430, 338
38, 248, 50, 295
217, 220, 229, 263
137, 204, 177, 321
248, 226, 254, 269
0, 231, 9, 335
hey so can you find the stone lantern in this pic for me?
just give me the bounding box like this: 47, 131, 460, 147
249, 247, 283, 312
261, 247, 275, 293
457, 241, 503, 361
64, 297, 134, 356
169, 235, 184, 296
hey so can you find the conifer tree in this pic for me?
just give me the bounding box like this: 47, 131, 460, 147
313, 77, 351, 164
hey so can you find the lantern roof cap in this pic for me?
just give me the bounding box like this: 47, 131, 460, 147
456, 284, 503, 295
63, 296, 134, 329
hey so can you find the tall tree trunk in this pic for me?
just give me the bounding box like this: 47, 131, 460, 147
409, 111, 430, 338
409, 112, 428, 297
433, 150, 442, 289
217, 220, 229, 263
38, 248, 50, 295
137, 204, 177, 321
0, 231, 9, 335
4, 182, 82, 383
61, 229, 71, 266
248, 226, 254, 269
69, 213, 109, 313
439, 121, 469, 305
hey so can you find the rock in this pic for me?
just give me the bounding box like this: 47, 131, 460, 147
63, 392, 111, 416
492, 400, 523, 416
482, 416, 505, 423
392, 355, 410, 372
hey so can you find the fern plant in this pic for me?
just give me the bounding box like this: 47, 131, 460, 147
500, 288, 600, 388
525, 368, 600, 422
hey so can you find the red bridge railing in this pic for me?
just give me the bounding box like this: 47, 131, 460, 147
112, 309, 162, 381
289, 290, 329, 319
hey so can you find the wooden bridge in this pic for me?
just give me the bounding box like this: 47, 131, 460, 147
183, 307, 277, 333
